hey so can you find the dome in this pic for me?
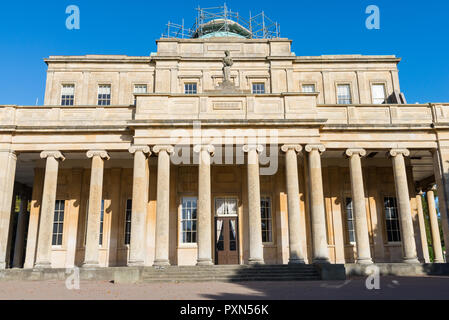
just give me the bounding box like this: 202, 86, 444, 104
193, 19, 252, 39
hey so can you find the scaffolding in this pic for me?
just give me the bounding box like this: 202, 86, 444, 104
161, 4, 281, 39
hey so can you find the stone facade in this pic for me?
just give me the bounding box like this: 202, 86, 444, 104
0, 36, 448, 269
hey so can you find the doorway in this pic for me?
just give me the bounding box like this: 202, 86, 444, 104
214, 198, 239, 265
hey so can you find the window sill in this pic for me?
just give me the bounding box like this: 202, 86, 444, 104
262, 243, 276, 248
178, 243, 198, 249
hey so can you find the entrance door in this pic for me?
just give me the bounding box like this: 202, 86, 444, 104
214, 198, 239, 265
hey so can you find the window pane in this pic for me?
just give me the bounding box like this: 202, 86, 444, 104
384, 197, 401, 242
252, 83, 265, 94
337, 84, 352, 104
181, 197, 198, 243
184, 83, 197, 94
52, 200, 65, 245
372, 84, 386, 104
302, 84, 315, 93
260, 196, 272, 243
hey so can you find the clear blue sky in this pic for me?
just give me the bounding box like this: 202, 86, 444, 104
0, 0, 448, 105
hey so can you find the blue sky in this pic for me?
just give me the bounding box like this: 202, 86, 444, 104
0, 0, 448, 105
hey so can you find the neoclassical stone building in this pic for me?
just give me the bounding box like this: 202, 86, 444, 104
1, 11, 448, 270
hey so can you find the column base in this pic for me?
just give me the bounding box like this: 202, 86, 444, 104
0, 262, 6, 270
82, 261, 100, 268
34, 261, 52, 269
288, 258, 305, 265
248, 258, 265, 265
433, 259, 445, 264
196, 259, 213, 266
356, 258, 373, 265
127, 260, 145, 267
402, 257, 420, 264
153, 259, 170, 267
312, 257, 330, 264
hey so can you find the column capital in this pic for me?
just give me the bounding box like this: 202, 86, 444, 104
129, 145, 151, 156
417, 188, 425, 196
427, 185, 437, 193
388, 148, 410, 158
304, 144, 325, 154
281, 144, 302, 154
193, 144, 215, 155
40, 151, 65, 161
345, 148, 366, 158
153, 145, 174, 155
86, 150, 110, 160
242, 144, 264, 153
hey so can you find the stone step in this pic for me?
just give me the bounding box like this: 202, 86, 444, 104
143, 272, 319, 279
142, 276, 321, 283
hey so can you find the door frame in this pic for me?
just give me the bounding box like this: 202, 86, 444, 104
213, 196, 240, 265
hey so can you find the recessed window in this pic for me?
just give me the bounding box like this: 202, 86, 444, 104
99, 200, 105, 246
98, 85, 111, 106
261, 196, 273, 243
133, 84, 147, 105
184, 83, 197, 94
384, 196, 401, 242
252, 83, 266, 94
337, 84, 352, 104
61, 84, 75, 106
372, 84, 386, 104
302, 84, 316, 93
125, 199, 132, 245
181, 197, 197, 243
52, 200, 65, 246
345, 198, 356, 244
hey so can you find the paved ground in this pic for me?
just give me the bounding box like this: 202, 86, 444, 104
0, 276, 448, 300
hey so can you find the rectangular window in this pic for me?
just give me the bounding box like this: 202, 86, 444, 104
345, 198, 356, 244
261, 196, 273, 243
384, 196, 401, 242
181, 197, 197, 243
133, 84, 147, 105
302, 84, 316, 93
372, 84, 386, 104
337, 84, 352, 104
252, 83, 266, 94
97, 84, 111, 106
184, 83, 197, 94
125, 199, 132, 245
61, 84, 75, 106
99, 200, 105, 246
52, 200, 65, 245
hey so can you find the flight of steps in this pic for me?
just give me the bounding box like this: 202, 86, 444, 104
141, 265, 321, 283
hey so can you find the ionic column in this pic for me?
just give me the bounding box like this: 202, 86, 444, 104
389, 149, 419, 263
12, 195, 28, 268
427, 187, 444, 263
243, 145, 264, 265
153, 145, 174, 266
34, 151, 65, 268
194, 145, 214, 266
416, 189, 430, 263
305, 144, 329, 263
0, 150, 17, 269
346, 149, 373, 264
83, 150, 109, 268
128, 146, 151, 266
281, 145, 305, 264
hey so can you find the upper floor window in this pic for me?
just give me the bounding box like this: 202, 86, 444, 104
61, 84, 75, 106
99, 199, 105, 246
302, 84, 316, 93
184, 83, 197, 94
345, 198, 356, 244
124, 199, 132, 245
337, 84, 352, 104
133, 84, 147, 105
52, 200, 65, 246
261, 196, 273, 243
371, 84, 386, 104
98, 85, 111, 106
384, 196, 401, 242
252, 83, 266, 94
181, 197, 197, 243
